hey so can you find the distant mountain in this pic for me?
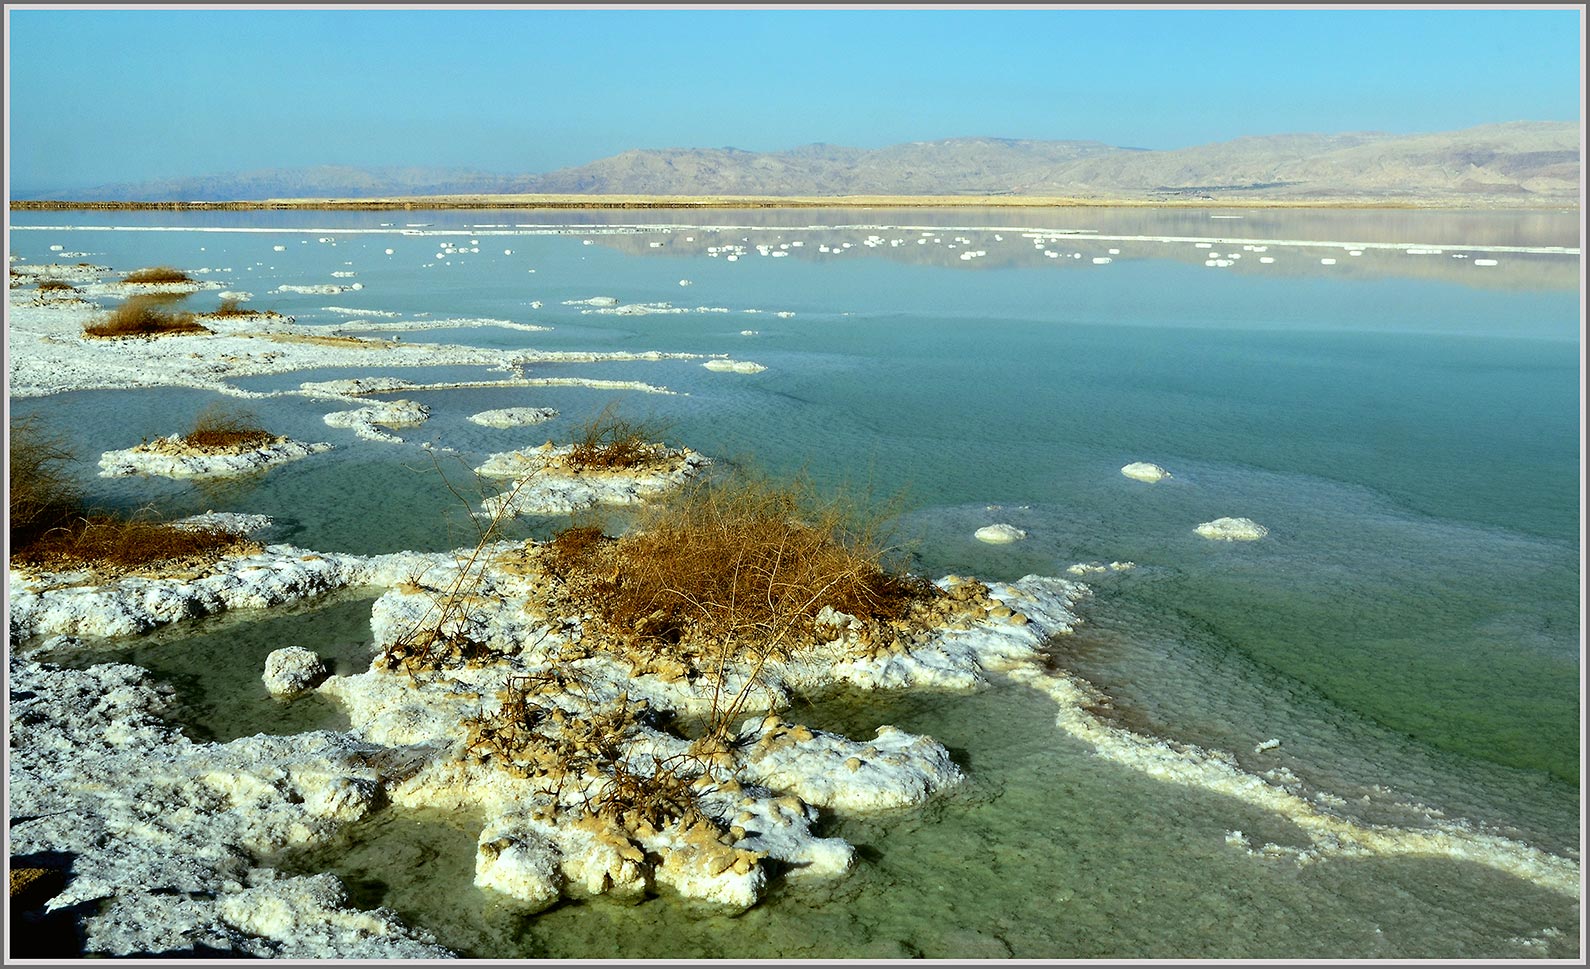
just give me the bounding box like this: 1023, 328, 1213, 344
14, 122, 1580, 204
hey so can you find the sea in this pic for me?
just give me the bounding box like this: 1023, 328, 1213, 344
6, 205, 1583, 959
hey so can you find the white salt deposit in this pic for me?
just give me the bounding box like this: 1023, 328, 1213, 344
467, 407, 559, 428
99, 437, 333, 479
263, 646, 330, 697
474, 443, 711, 517
1194, 517, 1269, 541
974, 524, 1027, 544
702, 359, 767, 374
323, 399, 430, 444
1121, 462, 1171, 483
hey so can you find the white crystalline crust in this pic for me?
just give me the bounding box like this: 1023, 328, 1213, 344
99, 437, 333, 479
1195, 517, 1269, 541
473, 444, 712, 516
7, 656, 451, 958
468, 406, 559, 428
974, 523, 1027, 544
1121, 461, 1171, 482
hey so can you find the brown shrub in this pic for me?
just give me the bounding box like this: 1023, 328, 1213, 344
545, 472, 934, 663
208, 298, 255, 317
83, 296, 210, 338
8, 416, 84, 551
565, 406, 670, 471
36, 279, 76, 292
180, 403, 277, 451
121, 266, 193, 284
8, 416, 252, 573
13, 515, 253, 574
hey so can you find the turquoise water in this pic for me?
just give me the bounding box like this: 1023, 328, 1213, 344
7, 207, 1581, 957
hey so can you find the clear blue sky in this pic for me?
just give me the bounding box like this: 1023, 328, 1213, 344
5, 5, 1583, 192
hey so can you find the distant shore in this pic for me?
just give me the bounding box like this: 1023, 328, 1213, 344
11, 193, 1574, 212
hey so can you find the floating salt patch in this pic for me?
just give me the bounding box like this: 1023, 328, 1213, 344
1320, 258, 1337, 265
1195, 243, 1213, 249
1108, 248, 1120, 255
48, 244, 63, 252
1092, 257, 1112, 265
740, 329, 758, 336
975, 523, 1027, 544
385, 248, 395, 255
1195, 517, 1269, 541
468, 407, 558, 428
504, 249, 512, 255
679, 279, 693, 287
1474, 259, 1499, 267
1258, 256, 1275, 264
1120, 462, 1170, 483
1348, 250, 1363, 256
273, 245, 287, 252
702, 359, 766, 374
726, 255, 738, 262
1254, 738, 1282, 754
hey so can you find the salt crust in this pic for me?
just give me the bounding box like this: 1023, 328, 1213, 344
701, 359, 768, 374
8, 534, 1580, 953
323, 399, 430, 444
1121, 461, 1171, 483
264, 646, 331, 697
1195, 517, 1269, 541
5, 283, 695, 400
468, 407, 559, 428
99, 436, 333, 479
473, 443, 711, 516
974, 523, 1027, 544
8, 655, 450, 958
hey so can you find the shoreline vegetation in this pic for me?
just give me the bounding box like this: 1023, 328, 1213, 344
10, 193, 1578, 211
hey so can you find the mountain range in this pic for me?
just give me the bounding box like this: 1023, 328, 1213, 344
14, 121, 1580, 205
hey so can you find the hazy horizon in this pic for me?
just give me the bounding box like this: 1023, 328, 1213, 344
5, 6, 1584, 195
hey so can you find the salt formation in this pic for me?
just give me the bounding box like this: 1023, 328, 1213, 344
99, 437, 332, 479
323, 399, 430, 444
474, 442, 711, 517
1121, 462, 1171, 482
468, 407, 559, 428
263, 646, 331, 697
1194, 517, 1269, 541
974, 524, 1027, 544
702, 359, 767, 374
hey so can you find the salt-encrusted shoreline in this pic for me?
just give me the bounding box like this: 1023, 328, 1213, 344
8, 523, 1579, 956
5, 268, 702, 400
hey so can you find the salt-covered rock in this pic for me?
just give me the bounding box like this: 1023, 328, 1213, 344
263, 647, 331, 697
1121, 462, 1171, 483
99, 437, 333, 479
475, 817, 563, 910
702, 359, 767, 373
467, 407, 558, 428
974, 523, 1027, 544
1194, 517, 1269, 541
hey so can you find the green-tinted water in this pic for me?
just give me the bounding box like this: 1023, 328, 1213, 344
8, 207, 1580, 957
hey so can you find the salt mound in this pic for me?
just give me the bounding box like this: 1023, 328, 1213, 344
99, 438, 333, 479
1121, 462, 1171, 483
702, 359, 767, 374
974, 524, 1027, 544
263, 647, 330, 697
468, 407, 559, 428
1195, 517, 1269, 541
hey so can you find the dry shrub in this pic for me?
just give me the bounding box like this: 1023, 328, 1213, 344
13, 515, 254, 574
36, 279, 76, 292
208, 298, 255, 317
181, 403, 277, 450
8, 417, 251, 572
83, 295, 210, 338
544, 472, 935, 670
8, 416, 84, 551
566, 406, 670, 471
121, 265, 193, 284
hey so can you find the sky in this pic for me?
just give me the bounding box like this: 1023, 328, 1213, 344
4, 5, 1584, 192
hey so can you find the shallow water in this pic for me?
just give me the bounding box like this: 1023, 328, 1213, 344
7, 206, 1581, 957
